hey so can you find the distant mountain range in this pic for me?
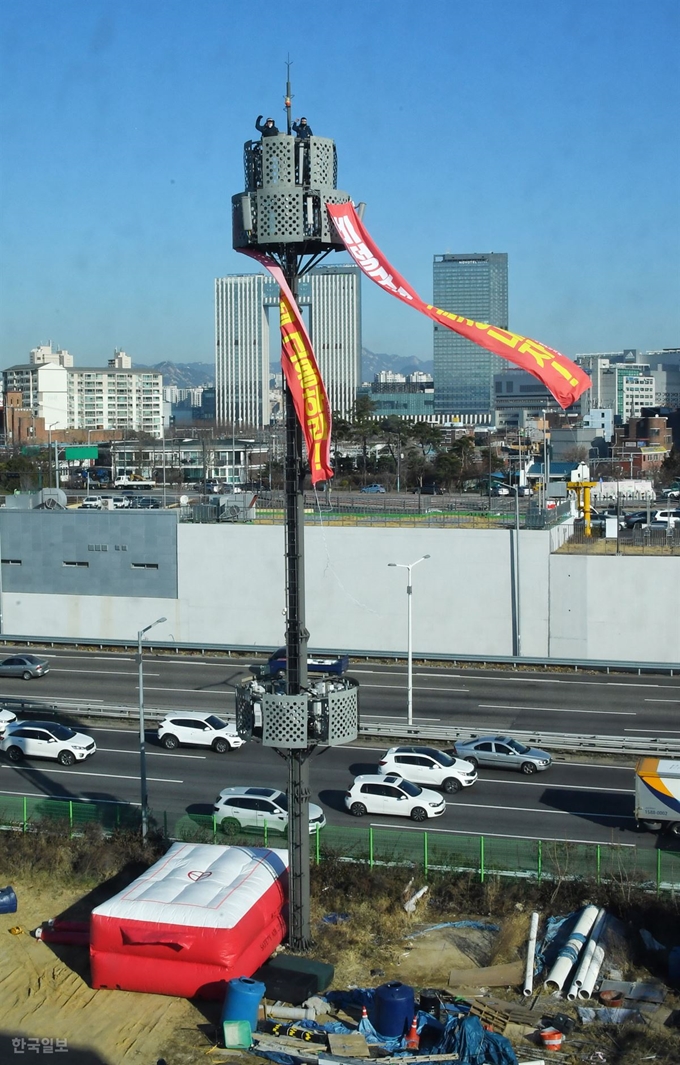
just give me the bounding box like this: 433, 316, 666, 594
136, 351, 434, 391
133, 361, 215, 388
360, 347, 433, 381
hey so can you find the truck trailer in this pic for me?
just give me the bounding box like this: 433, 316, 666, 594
635, 757, 680, 835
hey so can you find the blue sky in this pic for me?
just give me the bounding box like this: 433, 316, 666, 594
1, 0, 678, 368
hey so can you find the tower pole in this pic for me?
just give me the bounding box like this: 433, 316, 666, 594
283, 246, 311, 950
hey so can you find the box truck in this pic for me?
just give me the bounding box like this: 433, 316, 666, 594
635, 757, 680, 835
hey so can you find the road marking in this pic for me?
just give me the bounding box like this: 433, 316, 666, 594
644, 699, 680, 704
625, 727, 680, 734
359, 684, 469, 692
51, 668, 160, 677
474, 780, 634, 793
96, 747, 207, 760
443, 800, 635, 819
478, 703, 636, 716
0, 766, 183, 783
144, 687, 235, 695
360, 715, 442, 723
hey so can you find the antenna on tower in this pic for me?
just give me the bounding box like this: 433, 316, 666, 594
285, 55, 293, 135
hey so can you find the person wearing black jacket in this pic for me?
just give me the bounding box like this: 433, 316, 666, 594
292, 117, 313, 139
255, 115, 279, 137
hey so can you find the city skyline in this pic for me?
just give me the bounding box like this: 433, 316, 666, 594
1, 1, 678, 372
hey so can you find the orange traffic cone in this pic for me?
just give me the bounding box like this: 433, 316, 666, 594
361, 1005, 368, 1021
405, 1017, 419, 1050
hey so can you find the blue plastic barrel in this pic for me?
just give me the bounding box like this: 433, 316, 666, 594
0, 886, 17, 914
221, 977, 266, 1032
373, 981, 415, 1037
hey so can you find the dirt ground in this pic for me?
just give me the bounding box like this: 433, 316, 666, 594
2, 877, 679, 1065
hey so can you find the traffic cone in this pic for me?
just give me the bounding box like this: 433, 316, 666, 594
405, 1017, 419, 1050
361, 1005, 368, 1021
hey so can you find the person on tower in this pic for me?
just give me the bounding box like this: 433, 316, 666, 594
292, 116, 313, 139
256, 115, 279, 137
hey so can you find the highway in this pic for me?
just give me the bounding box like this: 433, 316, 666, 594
1, 646, 679, 849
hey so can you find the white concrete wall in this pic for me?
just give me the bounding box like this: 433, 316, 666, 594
4, 524, 679, 664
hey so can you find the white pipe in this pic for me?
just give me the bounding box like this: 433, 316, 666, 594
566, 908, 607, 1000
265, 1004, 317, 1021
523, 912, 540, 997
578, 944, 605, 1000
544, 904, 599, 992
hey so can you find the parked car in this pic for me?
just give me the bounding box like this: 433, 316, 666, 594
204, 480, 222, 493
361, 484, 386, 494
0, 708, 18, 737
0, 654, 50, 680
517, 485, 532, 496
378, 746, 477, 793
112, 496, 129, 509
136, 496, 161, 509
157, 712, 245, 753
345, 773, 446, 821
79, 496, 102, 509
490, 485, 510, 496
413, 484, 443, 495
1, 720, 96, 765
660, 485, 680, 500
453, 735, 552, 774
213, 786, 325, 834
625, 509, 680, 529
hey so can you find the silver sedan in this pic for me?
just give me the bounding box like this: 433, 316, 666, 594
0, 654, 50, 680
453, 735, 552, 774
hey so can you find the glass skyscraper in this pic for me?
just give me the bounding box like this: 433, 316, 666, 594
433, 253, 508, 414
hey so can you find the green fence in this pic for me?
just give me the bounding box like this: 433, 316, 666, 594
2, 795, 679, 891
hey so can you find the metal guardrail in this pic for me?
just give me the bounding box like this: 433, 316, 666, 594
3, 697, 680, 757
0, 633, 676, 676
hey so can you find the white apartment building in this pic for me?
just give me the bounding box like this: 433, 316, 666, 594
2, 347, 163, 437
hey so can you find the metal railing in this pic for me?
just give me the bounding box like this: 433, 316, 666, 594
0, 634, 676, 677
1, 794, 678, 891
1, 696, 679, 757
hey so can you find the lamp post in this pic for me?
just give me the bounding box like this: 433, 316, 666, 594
137, 616, 167, 839
508, 486, 521, 657
388, 555, 430, 726
47, 423, 58, 488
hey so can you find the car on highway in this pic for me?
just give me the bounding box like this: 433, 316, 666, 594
378, 745, 477, 793
157, 712, 245, 753
0, 654, 50, 680
264, 647, 349, 677
213, 786, 326, 834
345, 773, 446, 821
1, 720, 96, 765
0, 708, 18, 737
453, 735, 552, 774
360, 483, 386, 493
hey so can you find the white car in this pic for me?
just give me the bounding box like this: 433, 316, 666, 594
0, 708, 18, 738
378, 745, 477, 793
79, 496, 102, 509
213, 786, 326, 834
157, 712, 245, 753
345, 773, 446, 822
1, 720, 96, 766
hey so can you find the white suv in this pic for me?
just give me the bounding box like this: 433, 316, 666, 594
0, 708, 18, 738
214, 786, 326, 834
1, 720, 96, 766
345, 774, 446, 822
378, 745, 477, 794
157, 712, 245, 753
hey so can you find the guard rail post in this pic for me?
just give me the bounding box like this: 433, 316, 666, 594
479, 836, 485, 884
657, 850, 662, 897
22, 795, 27, 833
369, 825, 374, 869
423, 831, 428, 878
537, 840, 542, 884
596, 845, 601, 885
69, 800, 73, 838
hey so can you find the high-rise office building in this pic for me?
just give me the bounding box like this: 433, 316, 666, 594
306, 265, 361, 418
433, 253, 508, 414
215, 275, 270, 427
215, 265, 361, 426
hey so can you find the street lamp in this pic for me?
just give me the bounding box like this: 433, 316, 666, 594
388, 555, 430, 726
47, 423, 58, 488
137, 616, 167, 839
508, 486, 521, 657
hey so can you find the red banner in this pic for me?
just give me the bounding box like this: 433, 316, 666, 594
239, 249, 333, 484
328, 203, 591, 410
